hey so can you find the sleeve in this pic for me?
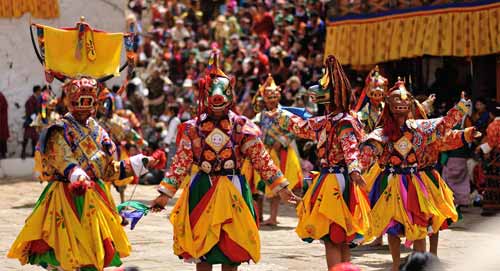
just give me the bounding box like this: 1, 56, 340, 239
437, 127, 475, 152
158, 125, 193, 197
44, 129, 82, 181
481, 121, 500, 154
338, 121, 361, 174
278, 111, 316, 140
417, 101, 468, 144
102, 134, 144, 182
241, 134, 289, 194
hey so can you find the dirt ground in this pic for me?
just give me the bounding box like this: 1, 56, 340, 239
1, 178, 500, 270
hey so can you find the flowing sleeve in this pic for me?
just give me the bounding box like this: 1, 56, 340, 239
278, 111, 316, 140
158, 123, 194, 197
415, 101, 468, 144
338, 120, 362, 174
437, 127, 475, 152
241, 134, 289, 194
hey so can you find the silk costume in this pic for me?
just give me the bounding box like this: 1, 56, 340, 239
157, 51, 289, 266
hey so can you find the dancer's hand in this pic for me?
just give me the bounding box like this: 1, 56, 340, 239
350, 171, 366, 188
278, 187, 301, 205
150, 193, 170, 212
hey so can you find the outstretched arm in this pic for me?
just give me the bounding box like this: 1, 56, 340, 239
278, 112, 316, 140
157, 125, 194, 197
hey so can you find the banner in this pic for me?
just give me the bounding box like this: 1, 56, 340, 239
42, 25, 124, 78
325, 0, 500, 65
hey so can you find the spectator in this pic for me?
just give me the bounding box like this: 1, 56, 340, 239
160, 103, 181, 170
21, 85, 41, 159
171, 19, 191, 44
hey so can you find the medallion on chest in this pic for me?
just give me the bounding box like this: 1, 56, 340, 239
394, 135, 413, 158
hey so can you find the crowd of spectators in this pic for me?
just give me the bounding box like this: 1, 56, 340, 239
111, 0, 332, 182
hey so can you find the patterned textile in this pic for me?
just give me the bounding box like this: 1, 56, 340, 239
325, 1, 500, 65
159, 110, 287, 197
357, 102, 384, 133
280, 111, 371, 243
8, 113, 139, 270
158, 110, 288, 264
280, 112, 364, 174
360, 101, 467, 240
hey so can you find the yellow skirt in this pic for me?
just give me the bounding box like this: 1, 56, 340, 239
369, 171, 444, 241
295, 171, 371, 243
8, 181, 130, 270
247, 147, 303, 198
420, 168, 458, 229
362, 163, 382, 194
170, 174, 260, 264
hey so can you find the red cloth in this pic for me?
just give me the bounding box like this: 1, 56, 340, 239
219, 230, 252, 262
0, 92, 8, 139
30, 239, 51, 254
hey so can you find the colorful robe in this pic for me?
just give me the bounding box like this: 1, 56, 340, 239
158, 110, 288, 265
357, 102, 384, 133
360, 102, 468, 241
8, 113, 140, 271
249, 106, 303, 196
99, 113, 146, 186
417, 128, 475, 230
279, 111, 371, 244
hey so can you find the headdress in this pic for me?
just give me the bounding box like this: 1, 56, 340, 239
365, 66, 388, 100
308, 55, 351, 111
354, 65, 388, 111
29, 17, 135, 120
252, 74, 281, 112
197, 50, 234, 116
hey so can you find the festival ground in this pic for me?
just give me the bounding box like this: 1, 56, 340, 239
2, 178, 499, 271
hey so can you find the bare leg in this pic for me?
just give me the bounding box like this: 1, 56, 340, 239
340, 243, 351, 262
256, 196, 264, 222
119, 189, 125, 203
325, 240, 342, 269
429, 232, 439, 255
263, 196, 280, 225
196, 262, 213, 271
413, 238, 426, 253
388, 235, 401, 271
221, 264, 238, 271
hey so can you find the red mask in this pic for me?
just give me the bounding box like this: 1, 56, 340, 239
63, 78, 98, 121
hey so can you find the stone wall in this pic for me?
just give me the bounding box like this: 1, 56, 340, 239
0, 0, 125, 157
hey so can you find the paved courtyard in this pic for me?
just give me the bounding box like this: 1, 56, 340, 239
1, 178, 500, 271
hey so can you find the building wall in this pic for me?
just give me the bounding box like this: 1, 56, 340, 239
0, 0, 125, 157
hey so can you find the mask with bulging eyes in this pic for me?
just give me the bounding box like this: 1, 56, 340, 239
206, 76, 233, 114
365, 66, 388, 102
64, 77, 98, 121
387, 81, 411, 116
